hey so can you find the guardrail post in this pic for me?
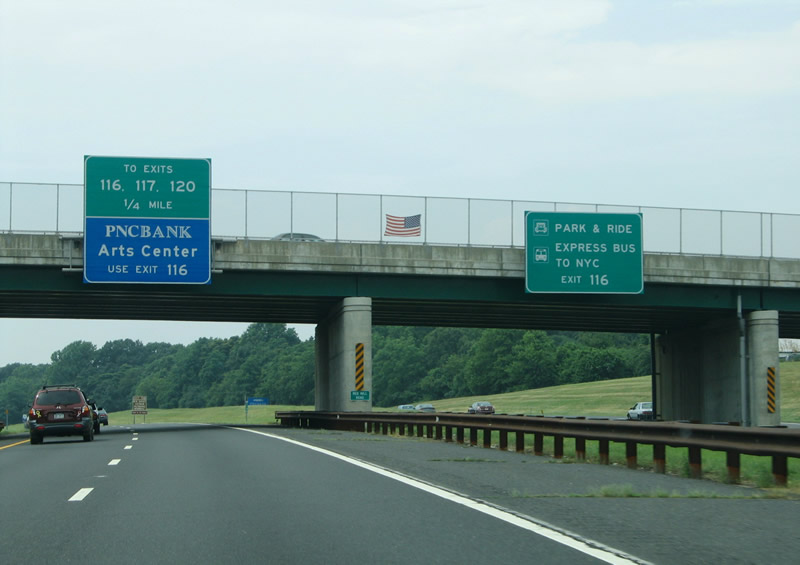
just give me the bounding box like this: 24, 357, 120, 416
688, 447, 702, 479
417, 424, 424, 438
626, 442, 637, 469
553, 435, 563, 459
382, 422, 388, 435
398, 423, 405, 436
470, 427, 478, 446
426, 424, 433, 439
575, 437, 586, 461
456, 427, 465, 444
773, 456, 788, 487
499, 430, 508, 450
516, 431, 525, 453
726, 451, 740, 483
445, 425, 453, 442
653, 443, 666, 474
483, 428, 491, 448
599, 439, 609, 464
435, 424, 443, 440
534, 433, 544, 456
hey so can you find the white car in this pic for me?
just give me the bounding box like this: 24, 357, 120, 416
627, 402, 654, 420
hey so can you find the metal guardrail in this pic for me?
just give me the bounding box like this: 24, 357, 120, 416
275, 411, 800, 486
3, 182, 800, 258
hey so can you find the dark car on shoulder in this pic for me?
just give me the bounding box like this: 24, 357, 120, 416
28, 385, 95, 444
87, 401, 104, 434
468, 401, 495, 414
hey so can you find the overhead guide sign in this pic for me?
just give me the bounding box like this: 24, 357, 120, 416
84, 156, 211, 284
525, 212, 643, 294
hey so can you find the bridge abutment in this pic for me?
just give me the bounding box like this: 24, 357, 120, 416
315, 297, 373, 411
655, 310, 780, 426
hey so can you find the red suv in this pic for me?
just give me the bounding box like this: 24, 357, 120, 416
28, 385, 95, 444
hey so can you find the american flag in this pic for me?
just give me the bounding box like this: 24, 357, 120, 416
384, 214, 422, 237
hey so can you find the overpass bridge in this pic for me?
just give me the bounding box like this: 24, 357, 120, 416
2, 182, 799, 425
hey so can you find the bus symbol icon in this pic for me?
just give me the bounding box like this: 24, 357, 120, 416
534, 248, 548, 262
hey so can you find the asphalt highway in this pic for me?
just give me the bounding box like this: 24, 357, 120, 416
2, 424, 799, 564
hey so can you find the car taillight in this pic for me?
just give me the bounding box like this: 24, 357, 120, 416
28, 408, 37, 421
81, 405, 90, 416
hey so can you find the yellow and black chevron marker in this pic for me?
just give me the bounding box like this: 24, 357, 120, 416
767, 366, 776, 413
355, 342, 365, 391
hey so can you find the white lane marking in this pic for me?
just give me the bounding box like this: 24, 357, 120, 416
132, 437, 139, 441
108, 459, 121, 466
68, 488, 94, 502
124, 445, 133, 450
233, 427, 647, 565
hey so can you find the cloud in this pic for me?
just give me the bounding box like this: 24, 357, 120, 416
5, 0, 797, 110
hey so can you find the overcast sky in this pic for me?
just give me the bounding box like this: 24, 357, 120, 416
1, 0, 799, 364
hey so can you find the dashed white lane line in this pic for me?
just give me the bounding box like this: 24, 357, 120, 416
68, 488, 94, 502
233, 427, 647, 565
124, 445, 133, 450
108, 459, 121, 466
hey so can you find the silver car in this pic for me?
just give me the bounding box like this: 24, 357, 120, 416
627, 402, 654, 420
272, 233, 324, 242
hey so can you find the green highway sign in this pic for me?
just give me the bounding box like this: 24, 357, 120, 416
351, 391, 370, 401
85, 156, 210, 218
525, 212, 643, 294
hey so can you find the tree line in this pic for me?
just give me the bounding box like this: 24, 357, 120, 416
0, 323, 651, 423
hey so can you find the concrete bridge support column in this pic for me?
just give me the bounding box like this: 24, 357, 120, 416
654, 310, 779, 426
315, 323, 331, 411
747, 311, 780, 427
314, 297, 373, 412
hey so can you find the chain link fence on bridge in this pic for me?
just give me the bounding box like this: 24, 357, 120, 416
2, 182, 798, 259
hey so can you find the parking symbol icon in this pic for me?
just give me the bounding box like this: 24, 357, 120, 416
533, 220, 549, 235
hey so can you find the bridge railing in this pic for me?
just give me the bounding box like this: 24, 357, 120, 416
2, 182, 798, 259
276, 410, 800, 486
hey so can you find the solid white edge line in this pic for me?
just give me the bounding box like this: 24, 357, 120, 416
231, 427, 648, 565
68, 488, 93, 502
